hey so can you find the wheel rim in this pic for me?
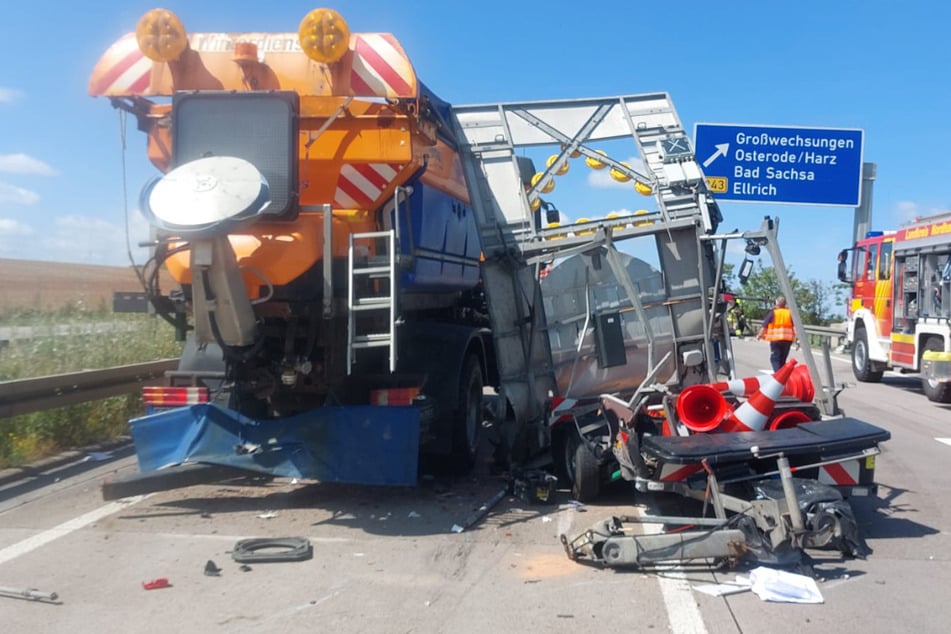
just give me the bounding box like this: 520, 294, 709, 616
565, 438, 577, 485
464, 375, 481, 452
854, 339, 867, 371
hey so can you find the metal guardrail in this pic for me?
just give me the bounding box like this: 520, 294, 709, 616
0, 359, 178, 419
748, 321, 847, 348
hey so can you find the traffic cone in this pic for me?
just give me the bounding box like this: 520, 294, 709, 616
675, 384, 733, 433
720, 360, 797, 432
767, 409, 813, 431
710, 364, 814, 402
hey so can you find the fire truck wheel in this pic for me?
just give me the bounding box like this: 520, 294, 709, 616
566, 435, 601, 502
852, 328, 883, 382
921, 338, 951, 403
450, 354, 484, 471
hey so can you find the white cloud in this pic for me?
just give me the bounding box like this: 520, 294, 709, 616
0, 212, 152, 265
0, 182, 40, 205
893, 201, 951, 225
0, 217, 34, 237
0, 153, 56, 176
0, 87, 23, 103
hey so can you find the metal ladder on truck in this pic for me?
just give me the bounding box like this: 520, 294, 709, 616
347, 230, 398, 374
449, 93, 726, 457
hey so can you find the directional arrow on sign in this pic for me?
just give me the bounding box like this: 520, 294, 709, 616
702, 143, 729, 168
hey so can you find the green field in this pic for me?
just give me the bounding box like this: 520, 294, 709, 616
0, 310, 183, 469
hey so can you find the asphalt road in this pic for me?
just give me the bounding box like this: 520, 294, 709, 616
0, 338, 948, 633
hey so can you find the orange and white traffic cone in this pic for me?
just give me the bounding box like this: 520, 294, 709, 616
710, 364, 814, 402
675, 384, 733, 433
720, 360, 797, 433
767, 409, 813, 431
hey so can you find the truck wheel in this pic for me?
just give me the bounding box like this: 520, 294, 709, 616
852, 328, 884, 382
921, 337, 951, 403
566, 434, 601, 502
450, 354, 483, 472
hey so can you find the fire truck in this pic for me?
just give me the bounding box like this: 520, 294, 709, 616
840, 213, 951, 402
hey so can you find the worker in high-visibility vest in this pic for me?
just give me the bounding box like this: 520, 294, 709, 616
756, 295, 797, 371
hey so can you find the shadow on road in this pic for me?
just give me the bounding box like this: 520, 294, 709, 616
850, 484, 941, 540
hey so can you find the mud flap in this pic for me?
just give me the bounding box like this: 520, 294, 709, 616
129, 403, 420, 486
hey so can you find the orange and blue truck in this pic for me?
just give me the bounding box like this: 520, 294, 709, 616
839, 213, 951, 402
88, 8, 889, 507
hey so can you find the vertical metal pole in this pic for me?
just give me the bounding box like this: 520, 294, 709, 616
777, 454, 804, 531
322, 203, 333, 319
762, 218, 837, 416
853, 162, 876, 244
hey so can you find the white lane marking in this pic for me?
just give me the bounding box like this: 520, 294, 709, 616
0, 495, 146, 566
642, 519, 709, 634
657, 566, 709, 634
936, 438, 951, 447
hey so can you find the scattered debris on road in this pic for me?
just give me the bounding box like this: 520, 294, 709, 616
141, 578, 171, 590
231, 537, 313, 563
0, 585, 59, 603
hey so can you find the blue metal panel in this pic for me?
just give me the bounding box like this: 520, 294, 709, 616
129, 403, 421, 486
397, 182, 480, 291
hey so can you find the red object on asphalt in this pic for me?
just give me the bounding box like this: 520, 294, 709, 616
142, 578, 171, 590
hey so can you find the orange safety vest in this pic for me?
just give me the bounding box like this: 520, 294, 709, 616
765, 307, 795, 342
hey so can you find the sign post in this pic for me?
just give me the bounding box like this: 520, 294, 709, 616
693, 123, 864, 206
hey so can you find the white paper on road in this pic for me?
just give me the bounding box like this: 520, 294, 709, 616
749, 566, 824, 604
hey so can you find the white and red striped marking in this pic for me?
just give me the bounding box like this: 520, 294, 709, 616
350, 34, 415, 97
818, 460, 859, 486
334, 163, 402, 209
658, 463, 703, 482
142, 386, 209, 407
89, 33, 152, 95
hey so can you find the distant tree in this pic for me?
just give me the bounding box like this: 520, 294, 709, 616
723, 260, 843, 326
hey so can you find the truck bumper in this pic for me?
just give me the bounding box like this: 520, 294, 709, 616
921, 351, 951, 383
127, 403, 421, 487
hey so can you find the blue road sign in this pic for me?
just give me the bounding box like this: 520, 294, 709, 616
693, 123, 864, 206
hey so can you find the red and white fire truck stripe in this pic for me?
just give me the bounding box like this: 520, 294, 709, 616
334, 163, 402, 209
89, 33, 152, 95
350, 34, 414, 97
818, 460, 859, 486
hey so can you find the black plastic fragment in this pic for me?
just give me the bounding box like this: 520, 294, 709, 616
231, 537, 313, 563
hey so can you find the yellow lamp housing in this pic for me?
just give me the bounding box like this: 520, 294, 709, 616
136, 9, 188, 62
585, 150, 607, 170
561, 144, 581, 159
546, 154, 569, 176
610, 161, 633, 183
531, 172, 555, 194
634, 181, 653, 196
574, 217, 595, 236
633, 209, 654, 226
299, 8, 351, 64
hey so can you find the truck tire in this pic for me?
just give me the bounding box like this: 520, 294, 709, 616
921, 337, 951, 403
852, 328, 884, 382
566, 434, 601, 503
450, 354, 483, 472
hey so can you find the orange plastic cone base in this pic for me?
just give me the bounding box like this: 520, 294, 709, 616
768, 409, 813, 431
781, 364, 815, 402
676, 384, 732, 433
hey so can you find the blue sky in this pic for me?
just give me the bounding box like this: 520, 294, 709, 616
1, 0, 949, 291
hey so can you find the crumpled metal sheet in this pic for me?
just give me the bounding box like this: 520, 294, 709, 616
129, 403, 421, 486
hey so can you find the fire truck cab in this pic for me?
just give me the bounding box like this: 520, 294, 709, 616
841, 215, 951, 402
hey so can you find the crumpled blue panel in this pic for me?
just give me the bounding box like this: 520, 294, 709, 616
128, 403, 420, 486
